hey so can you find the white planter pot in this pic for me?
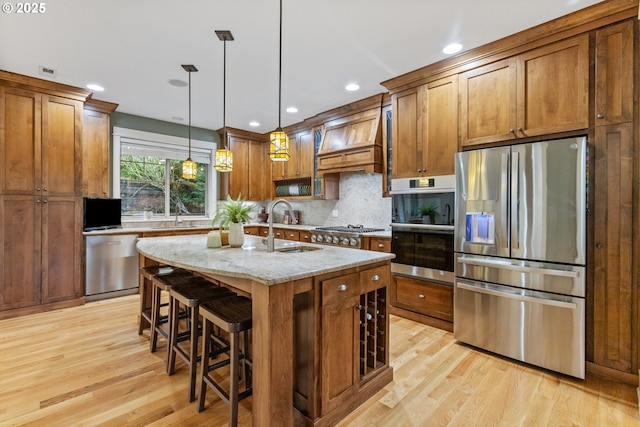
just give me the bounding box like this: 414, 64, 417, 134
228, 223, 245, 248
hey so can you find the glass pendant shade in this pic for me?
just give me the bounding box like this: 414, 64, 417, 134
182, 157, 197, 179
214, 148, 233, 171
269, 127, 290, 161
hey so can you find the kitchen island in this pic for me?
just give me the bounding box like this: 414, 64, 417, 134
136, 234, 395, 427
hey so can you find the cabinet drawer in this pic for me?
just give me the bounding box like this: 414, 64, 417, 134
322, 272, 360, 306
284, 230, 300, 241
369, 238, 390, 252
392, 275, 453, 322
299, 230, 312, 243
360, 265, 390, 293
259, 227, 269, 237
244, 226, 259, 235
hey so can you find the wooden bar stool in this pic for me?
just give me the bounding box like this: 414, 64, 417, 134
167, 277, 236, 402
198, 295, 252, 426
149, 269, 194, 355
138, 265, 180, 335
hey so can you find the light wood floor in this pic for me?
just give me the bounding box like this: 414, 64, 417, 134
0, 295, 638, 427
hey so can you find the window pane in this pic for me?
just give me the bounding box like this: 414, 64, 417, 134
169, 160, 207, 217
120, 155, 166, 216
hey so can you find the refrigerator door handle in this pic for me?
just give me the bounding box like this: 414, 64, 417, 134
457, 282, 578, 310
456, 256, 581, 278
500, 152, 509, 249
510, 151, 519, 250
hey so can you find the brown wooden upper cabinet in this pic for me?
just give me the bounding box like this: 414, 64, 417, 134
228, 135, 268, 201
459, 35, 589, 147
273, 128, 315, 181
594, 20, 634, 126
82, 100, 118, 198
0, 87, 83, 196
391, 75, 458, 178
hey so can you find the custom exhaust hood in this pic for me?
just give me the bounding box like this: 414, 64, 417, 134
316, 94, 384, 176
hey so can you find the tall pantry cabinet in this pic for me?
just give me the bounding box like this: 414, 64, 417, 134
0, 71, 94, 317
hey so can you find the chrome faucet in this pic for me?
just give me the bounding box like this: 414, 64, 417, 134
265, 199, 293, 252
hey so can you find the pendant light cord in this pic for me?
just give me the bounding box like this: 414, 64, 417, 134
223, 37, 227, 150
188, 70, 192, 157
278, 0, 282, 129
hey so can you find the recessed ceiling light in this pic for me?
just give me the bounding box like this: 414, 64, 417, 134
442, 43, 463, 54
286, 106, 298, 113
86, 83, 104, 91
345, 83, 360, 91
168, 79, 188, 87
249, 121, 260, 127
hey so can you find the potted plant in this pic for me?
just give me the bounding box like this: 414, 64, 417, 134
212, 195, 257, 247
417, 202, 439, 224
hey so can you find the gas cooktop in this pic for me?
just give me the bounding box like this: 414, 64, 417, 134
315, 225, 385, 234
311, 225, 385, 248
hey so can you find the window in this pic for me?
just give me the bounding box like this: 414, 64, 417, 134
113, 127, 216, 219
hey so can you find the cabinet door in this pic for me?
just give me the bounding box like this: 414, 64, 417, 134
228, 136, 249, 199
391, 88, 420, 178
41, 95, 83, 197
296, 130, 314, 178
516, 35, 589, 138
83, 109, 110, 197
422, 75, 458, 175
592, 123, 633, 373
283, 132, 299, 180
0, 195, 41, 310
41, 197, 83, 303
459, 58, 517, 146
595, 20, 634, 126
321, 272, 359, 415
247, 140, 266, 200
0, 87, 40, 195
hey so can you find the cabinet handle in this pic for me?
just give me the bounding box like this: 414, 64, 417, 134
356, 304, 364, 310
43, 187, 48, 191
596, 113, 604, 119
377, 243, 384, 248
372, 274, 380, 281
418, 294, 425, 299
517, 127, 523, 132
43, 199, 48, 203
596, 243, 603, 249
337, 284, 348, 292
36, 199, 41, 203
509, 129, 515, 134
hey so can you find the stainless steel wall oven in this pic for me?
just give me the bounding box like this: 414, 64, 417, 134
390, 175, 455, 284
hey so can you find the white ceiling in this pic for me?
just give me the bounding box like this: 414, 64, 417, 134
0, 0, 604, 133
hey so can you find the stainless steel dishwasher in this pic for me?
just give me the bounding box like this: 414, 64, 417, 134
85, 234, 140, 301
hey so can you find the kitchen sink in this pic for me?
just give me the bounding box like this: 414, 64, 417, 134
276, 245, 322, 253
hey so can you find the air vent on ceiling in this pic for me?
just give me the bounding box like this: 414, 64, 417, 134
38, 65, 57, 78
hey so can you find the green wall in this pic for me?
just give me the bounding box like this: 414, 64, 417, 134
111, 112, 220, 144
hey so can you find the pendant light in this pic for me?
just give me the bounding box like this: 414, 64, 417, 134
214, 30, 234, 172
181, 64, 198, 179
269, 0, 290, 161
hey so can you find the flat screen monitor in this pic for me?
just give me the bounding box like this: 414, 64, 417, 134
83, 197, 122, 231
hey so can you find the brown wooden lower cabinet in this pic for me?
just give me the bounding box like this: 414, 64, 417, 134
295, 262, 392, 426
0, 195, 83, 318
390, 274, 453, 332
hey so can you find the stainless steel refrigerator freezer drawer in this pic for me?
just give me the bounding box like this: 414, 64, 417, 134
454, 278, 585, 379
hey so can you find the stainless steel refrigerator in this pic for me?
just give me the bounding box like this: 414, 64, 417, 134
454, 136, 587, 378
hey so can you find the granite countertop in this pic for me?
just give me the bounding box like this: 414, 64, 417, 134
83, 222, 391, 238
136, 234, 394, 286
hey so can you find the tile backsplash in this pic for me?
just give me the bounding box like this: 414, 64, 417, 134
259, 172, 391, 230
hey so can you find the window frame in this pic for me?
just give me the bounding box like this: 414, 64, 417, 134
112, 127, 217, 221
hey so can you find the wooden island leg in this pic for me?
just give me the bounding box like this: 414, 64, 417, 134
251, 280, 295, 427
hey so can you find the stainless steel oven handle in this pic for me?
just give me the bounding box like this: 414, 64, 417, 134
457, 256, 580, 278
390, 223, 454, 231
456, 282, 577, 309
